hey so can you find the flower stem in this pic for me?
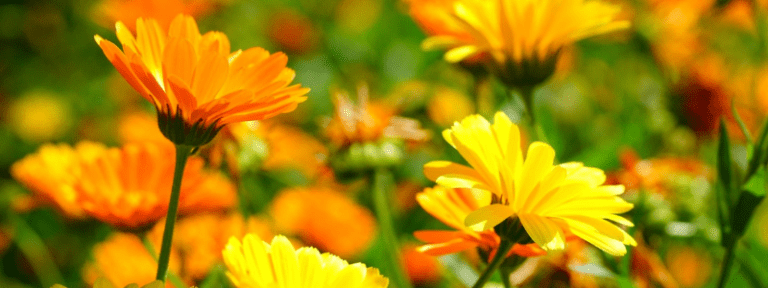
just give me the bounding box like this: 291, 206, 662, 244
472, 239, 514, 288
372, 168, 412, 288
155, 144, 193, 281
511, 87, 548, 143
717, 238, 737, 288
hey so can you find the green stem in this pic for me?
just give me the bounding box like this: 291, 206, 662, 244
9, 213, 64, 287
717, 239, 737, 288
472, 240, 514, 288
511, 87, 548, 143
499, 264, 513, 288
155, 144, 193, 281
372, 168, 412, 288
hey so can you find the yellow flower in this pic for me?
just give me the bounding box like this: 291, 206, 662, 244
7, 91, 73, 143
95, 14, 309, 146
423, 112, 636, 256
222, 234, 389, 288
414, 185, 545, 258
12, 141, 237, 229
422, 0, 628, 87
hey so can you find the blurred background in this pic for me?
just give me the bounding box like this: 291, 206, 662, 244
1, 0, 768, 287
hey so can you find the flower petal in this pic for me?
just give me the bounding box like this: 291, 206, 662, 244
464, 204, 514, 231
518, 214, 565, 251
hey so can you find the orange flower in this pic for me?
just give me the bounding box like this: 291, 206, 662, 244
324, 85, 429, 148
405, 0, 487, 65
150, 213, 274, 281
414, 185, 545, 260
610, 149, 713, 197
11, 142, 108, 218
401, 243, 442, 285
95, 14, 309, 146
93, 0, 219, 32
82, 233, 183, 288
12, 141, 236, 229
117, 110, 171, 145
269, 187, 377, 259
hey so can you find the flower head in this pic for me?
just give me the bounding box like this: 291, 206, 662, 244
12, 141, 236, 229
95, 14, 309, 146
415, 185, 545, 258
424, 112, 636, 256
222, 234, 389, 288
422, 0, 629, 87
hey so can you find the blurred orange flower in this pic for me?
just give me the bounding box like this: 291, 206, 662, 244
117, 111, 171, 145
95, 14, 309, 146
426, 86, 475, 127
610, 149, 713, 197
324, 85, 429, 148
93, 0, 220, 32
414, 185, 545, 260
11, 142, 108, 218
269, 187, 377, 259
150, 213, 274, 281
267, 9, 319, 54
401, 243, 442, 286
83, 233, 182, 288
12, 141, 236, 229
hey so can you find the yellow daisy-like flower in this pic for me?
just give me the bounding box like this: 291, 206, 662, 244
95, 14, 309, 146
422, 0, 629, 87
12, 141, 236, 229
423, 112, 636, 256
222, 234, 389, 288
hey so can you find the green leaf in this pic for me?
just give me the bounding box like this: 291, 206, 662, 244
717, 118, 734, 242
746, 119, 768, 178
731, 165, 767, 237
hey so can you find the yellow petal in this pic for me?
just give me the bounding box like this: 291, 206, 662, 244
518, 214, 565, 251
270, 235, 300, 288
464, 204, 514, 231
445, 45, 480, 63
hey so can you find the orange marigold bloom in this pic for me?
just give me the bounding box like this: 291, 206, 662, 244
269, 187, 377, 259
12, 141, 237, 229
325, 85, 429, 148
95, 14, 309, 146
93, 0, 219, 32
82, 233, 183, 288
414, 185, 545, 260
610, 149, 713, 197
11, 142, 108, 218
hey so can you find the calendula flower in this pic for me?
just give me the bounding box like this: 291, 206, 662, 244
11, 142, 108, 218
12, 141, 236, 229
422, 0, 629, 87
95, 14, 309, 146
82, 233, 183, 288
415, 185, 545, 259
93, 0, 219, 32
424, 112, 636, 256
223, 234, 389, 288
325, 85, 429, 148
269, 187, 377, 259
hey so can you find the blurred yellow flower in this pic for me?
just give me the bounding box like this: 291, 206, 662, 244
414, 185, 545, 258
82, 233, 183, 288
269, 187, 377, 259
12, 141, 236, 229
6, 91, 73, 143
424, 112, 636, 256
222, 234, 389, 288
95, 14, 309, 146
426, 87, 475, 127
422, 0, 628, 87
